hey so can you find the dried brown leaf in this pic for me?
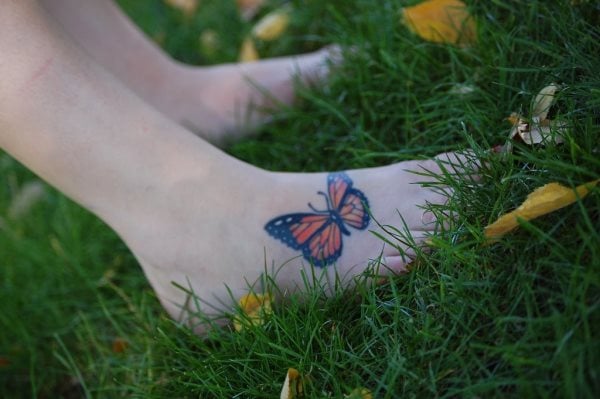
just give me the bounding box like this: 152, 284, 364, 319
506, 84, 566, 147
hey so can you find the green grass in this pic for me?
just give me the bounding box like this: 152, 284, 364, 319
1, 0, 599, 397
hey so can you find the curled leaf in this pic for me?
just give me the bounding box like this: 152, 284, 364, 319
507, 84, 566, 147
532, 83, 560, 121
237, 0, 266, 21
401, 0, 477, 46
509, 115, 566, 146
233, 292, 272, 331
280, 368, 303, 399
484, 179, 599, 240
239, 37, 260, 62
251, 6, 291, 41
164, 0, 198, 16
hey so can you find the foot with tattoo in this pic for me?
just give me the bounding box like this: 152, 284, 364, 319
116, 151, 474, 327
1, 1, 475, 332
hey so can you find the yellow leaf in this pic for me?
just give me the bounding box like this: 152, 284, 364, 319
506, 112, 521, 125
239, 37, 260, 62
233, 292, 272, 331
237, 0, 266, 21
280, 368, 303, 399
251, 6, 291, 41
401, 0, 477, 46
346, 387, 373, 399
164, 0, 198, 16
484, 180, 599, 240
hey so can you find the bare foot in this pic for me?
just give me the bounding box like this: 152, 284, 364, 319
1, 2, 473, 332
159, 46, 340, 146
114, 151, 475, 328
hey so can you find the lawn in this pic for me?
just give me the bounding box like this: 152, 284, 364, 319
1, 0, 599, 397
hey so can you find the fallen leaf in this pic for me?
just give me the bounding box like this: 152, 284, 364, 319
510, 117, 567, 146
164, 0, 198, 16
401, 0, 477, 46
233, 292, 272, 331
239, 37, 260, 62
507, 84, 566, 147
346, 387, 373, 399
237, 0, 266, 21
532, 83, 560, 121
280, 368, 303, 399
0, 357, 9, 368
484, 179, 599, 240
507, 112, 520, 126
251, 6, 292, 41
111, 337, 128, 354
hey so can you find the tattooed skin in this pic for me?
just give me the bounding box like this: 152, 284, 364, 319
264, 172, 370, 267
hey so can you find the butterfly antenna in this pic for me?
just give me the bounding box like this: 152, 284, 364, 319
307, 191, 331, 213
308, 202, 323, 213
317, 191, 332, 211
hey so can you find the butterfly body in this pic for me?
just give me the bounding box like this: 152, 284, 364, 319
264, 172, 370, 267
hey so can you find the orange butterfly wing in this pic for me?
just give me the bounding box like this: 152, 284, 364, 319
290, 214, 331, 245
339, 191, 369, 229
328, 173, 370, 230
328, 173, 351, 209
306, 221, 343, 263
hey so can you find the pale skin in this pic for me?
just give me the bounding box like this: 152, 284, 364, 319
0, 0, 475, 329
37, 0, 337, 146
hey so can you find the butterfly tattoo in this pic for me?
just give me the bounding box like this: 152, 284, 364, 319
264, 172, 370, 267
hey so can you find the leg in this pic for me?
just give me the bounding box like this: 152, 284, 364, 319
1, 1, 473, 330
38, 0, 339, 146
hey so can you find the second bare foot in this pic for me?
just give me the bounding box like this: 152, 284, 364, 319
159, 46, 341, 146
